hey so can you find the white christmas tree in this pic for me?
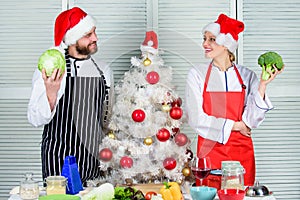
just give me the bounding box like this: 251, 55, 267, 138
99, 31, 192, 185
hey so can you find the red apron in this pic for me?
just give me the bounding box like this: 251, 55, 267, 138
197, 63, 255, 188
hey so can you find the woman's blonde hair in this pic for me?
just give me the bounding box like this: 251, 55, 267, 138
228, 50, 235, 62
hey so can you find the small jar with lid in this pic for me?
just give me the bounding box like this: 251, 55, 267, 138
19, 172, 39, 200
221, 161, 245, 190
45, 176, 67, 195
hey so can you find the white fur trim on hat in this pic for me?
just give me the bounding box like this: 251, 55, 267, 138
147, 40, 154, 46
202, 23, 220, 38
216, 33, 238, 53
202, 22, 238, 53
140, 45, 158, 55
64, 15, 96, 45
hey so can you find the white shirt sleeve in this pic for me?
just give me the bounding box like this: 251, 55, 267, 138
27, 69, 66, 127
239, 66, 273, 128
185, 65, 234, 144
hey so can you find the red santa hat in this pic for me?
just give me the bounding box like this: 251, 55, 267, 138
54, 7, 96, 46
202, 13, 244, 53
140, 31, 158, 54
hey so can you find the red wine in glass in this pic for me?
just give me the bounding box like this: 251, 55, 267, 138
191, 157, 212, 186
191, 168, 211, 180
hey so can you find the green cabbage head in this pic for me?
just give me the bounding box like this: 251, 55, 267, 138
38, 49, 66, 76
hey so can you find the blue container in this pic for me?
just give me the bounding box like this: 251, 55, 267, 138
190, 186, 217, 200
61, 156, 83, 195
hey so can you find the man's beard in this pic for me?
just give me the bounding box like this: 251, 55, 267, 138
76, 42, 98, 56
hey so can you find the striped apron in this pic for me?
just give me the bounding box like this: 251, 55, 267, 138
41, 50, 108, 184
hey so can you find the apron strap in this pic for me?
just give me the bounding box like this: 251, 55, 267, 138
233, 64, 246, 120
64, 49, 72, 77
233, 64, 246, 90
91, 57, 110, 123
203, 62, 213, 92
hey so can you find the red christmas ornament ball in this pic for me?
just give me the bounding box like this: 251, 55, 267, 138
170, 106, 183, 120
146, 71, 160, 84
132, 109, 146, 122
163, 157, 177, 170
156, 128, 171, 142
172, 127, 180, 134
120, 156, 133, 168
171, 97, 182, 107
174, 133, 188, 146
99, 148, 113, 162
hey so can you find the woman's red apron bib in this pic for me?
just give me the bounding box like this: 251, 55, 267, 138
197, 63, 255, 188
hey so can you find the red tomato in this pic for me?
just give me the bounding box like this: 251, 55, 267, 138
145, 191, 157, 200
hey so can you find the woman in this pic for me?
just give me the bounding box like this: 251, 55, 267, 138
185, 14, 283, 187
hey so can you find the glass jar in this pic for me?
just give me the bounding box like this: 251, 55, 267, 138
221, 161, 245, 190
19, 172, 39, 200
45, 176, 67, 195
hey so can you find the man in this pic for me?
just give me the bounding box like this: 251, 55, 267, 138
27, 7, 113, 184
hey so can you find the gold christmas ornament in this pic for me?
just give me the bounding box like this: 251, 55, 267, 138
161, 103, 171, 112
176, 179, 183, 185
143, 57, 152, 66
108, 131, 116, 139
182, 166, 191, 177
143, 137, 153, 145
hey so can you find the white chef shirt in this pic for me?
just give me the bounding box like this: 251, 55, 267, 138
185, 62, 273, 144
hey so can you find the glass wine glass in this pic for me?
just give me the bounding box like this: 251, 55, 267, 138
191, 157, 212, 186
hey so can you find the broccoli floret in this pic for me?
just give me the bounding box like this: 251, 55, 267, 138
258, 51, 284, 81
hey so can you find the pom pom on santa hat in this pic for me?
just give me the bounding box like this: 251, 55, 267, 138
202, 13, 244, 53
140, 31, 158, 55
54, 7, 96, 46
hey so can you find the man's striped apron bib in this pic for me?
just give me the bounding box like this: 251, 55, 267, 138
41, 50, 108, 184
